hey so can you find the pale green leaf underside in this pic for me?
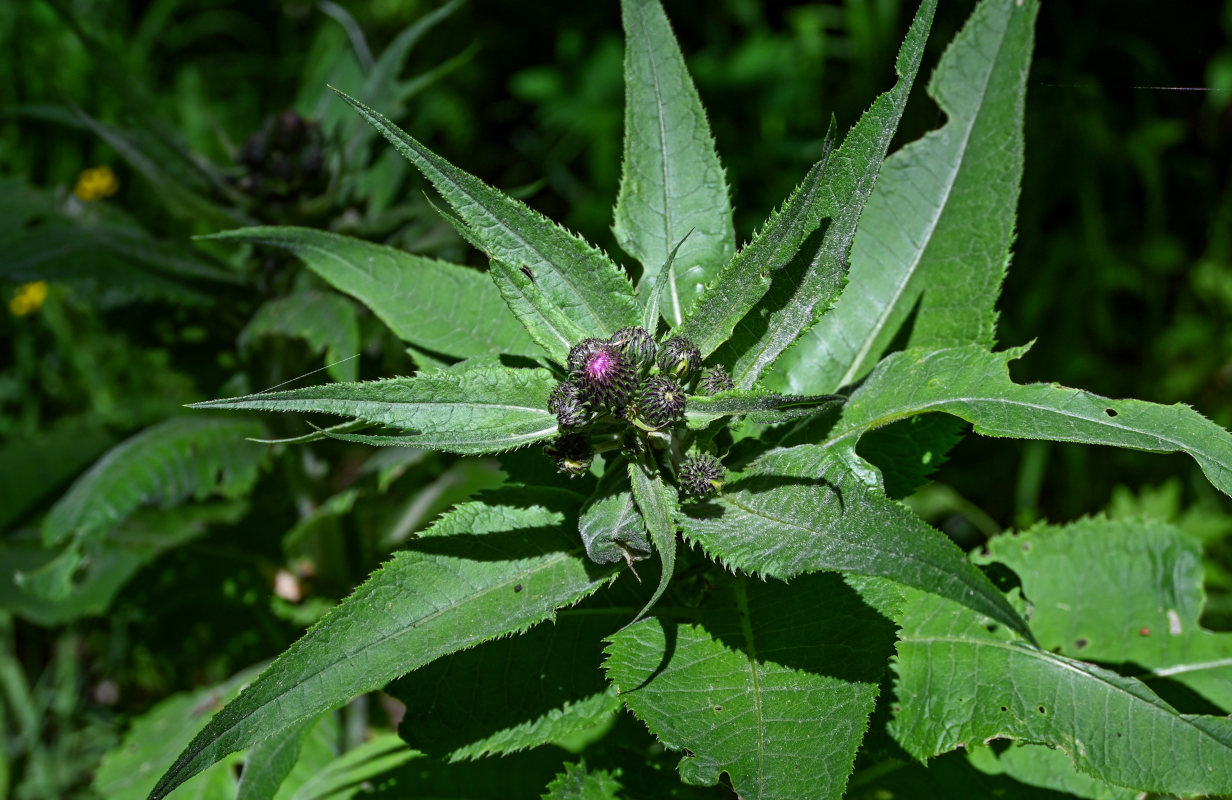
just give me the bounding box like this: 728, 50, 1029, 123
235, 717, 315, 800
978, 516, 1232, 712
615, 0, 734, 324
678, 443, 1031, 641
774, 0, 1038, 394
579, 463, 650, 566
831, 346, 1232, 498
684, 390, 843, 429
606, 574, 895, 800
209, 227, 538, 361
892, 588, 1232, 796
192, 363, 558, 456
150, 489, 617, 800
334, 89, 639, 362
967, 732, 1141, 800
241, 289, 360, 383
627, 460, 679, 621
717, 0, 937, 389
43, 416, 266, 548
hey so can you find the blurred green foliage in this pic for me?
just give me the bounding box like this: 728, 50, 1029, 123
1, 0, 1230, 797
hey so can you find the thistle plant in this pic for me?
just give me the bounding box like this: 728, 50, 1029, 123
150, 0, 1232, 797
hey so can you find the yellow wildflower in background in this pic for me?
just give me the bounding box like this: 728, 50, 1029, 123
73, 166, 119, 202
10, 282, 49, 316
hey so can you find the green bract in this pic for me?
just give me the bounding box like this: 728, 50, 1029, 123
153, 1, 1232, 798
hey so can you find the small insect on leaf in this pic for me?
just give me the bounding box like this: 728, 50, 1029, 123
520, 264, 535, 283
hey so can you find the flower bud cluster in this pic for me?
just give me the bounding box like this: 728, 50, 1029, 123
542, 327, 728, 500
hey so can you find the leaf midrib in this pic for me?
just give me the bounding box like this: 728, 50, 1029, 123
734, 581, 768, 795
834, 11, 1013, 391
161, 545, 588, 788
640, 14, 683, 325
904, 633, 1232, 747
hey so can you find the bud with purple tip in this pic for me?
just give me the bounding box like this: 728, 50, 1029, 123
575, 344, 637, 412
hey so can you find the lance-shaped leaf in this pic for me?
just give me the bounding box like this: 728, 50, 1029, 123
208, 227, 538, 361
148, 489, 617, 800
606, 573, 897, 800
713, 0, 936, 388
579, 463, 651, 566
678, 443, 1031, 642
684, 389, 844, 429
977, 516, 1232, 712
191, 364, 558, 456
830, 346, 1232, 498
241, 290, 360, 383
614, 0, 735, 323
234, 717, 316, 800
891, 587, 1232, 796
334, 89, 639, 362
42, 416, 267, 548
774, 0, 1038, 394
627, 460, 678, 621
387, 608, 621, 761
543, 762, 623, 800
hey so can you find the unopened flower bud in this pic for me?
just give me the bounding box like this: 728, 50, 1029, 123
657, 336, 702, 383
609, 326, 657, 371
567, 338, 607, 374
549, 381, 587, 430
679, 454, 724, 498
575, 344, 637, 412
635, 375, 686, 428
697, 365, 735, 395
545, 433, 593, 477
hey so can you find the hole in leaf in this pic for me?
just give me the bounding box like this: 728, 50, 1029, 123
1038, 705, 1047, 715
999, 706, 1008, 712
1105, 408, 1118, 417
1074, 637, 1088, 649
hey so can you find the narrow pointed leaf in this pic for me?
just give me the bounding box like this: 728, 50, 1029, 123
605, 573, 897, 800
334, 89, 639, 361
684, 390, 844, 429
892, 588, 1232, 796
235, 717, 316, 800
831, 346, 1232, 498
387, 610, 621, 761
679, 443, 1031, 641
715, 0, 937, 388
579, 463, 651, 566
149, 489, 617, 800
543, 762, 623, 800
615, 0, 734, 322
627, 460, 678, 621
191, 364, 558, 456
208, 227, 538, 360
640, 231, 690, 331
775, 0, 1039, 394
977, 516, 1232, 711
42, 416, 267, 548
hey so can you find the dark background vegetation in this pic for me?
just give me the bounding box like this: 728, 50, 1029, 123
2, 0, 1230, 796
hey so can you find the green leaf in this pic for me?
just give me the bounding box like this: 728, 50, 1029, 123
236, 717, 316, 800
684, 390, 843, 430
542, 761, 623, 800
614, 0, 735, 322
149, 489, 617, 800
627, 460, 679, 621
333, 89, 639, 362
977, 516, 1232, 712
241, 290, 360, 383
387, 609, 621, 761
208, 227, 538, 361
605, 573, 896, 799
678, 444, 1031, 642
0, 503, 246, 625
192, 363, 558, 456
94, 665, 264, 800
578, 463, 650, 566
713, 0, 937, 388
966, 745, 1139, 800
41, 416, 267, 548
774, 0, 1039, 394
0, 417, 117, 532
891, 588, 1232, 796
848, 751, 1084, 800
830, 346, 1232, 498
673, 139, 831, 360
